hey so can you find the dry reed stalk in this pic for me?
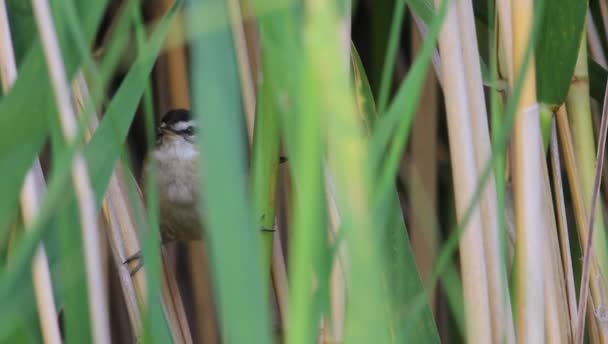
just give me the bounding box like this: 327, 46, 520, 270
566, 36, 608, 342
435, 0, 492, 342
187, 242, 220, 343
510, 0, 546, 342
550, 120, 579, 337
0, 4, 62, 343
271, 226, 289, 326
411, 15, 444, 89
456, 1, 515, 342
239, 0, 260, 90
407, 19, 438, 310
72, 73, 145, 339
538, 141, 572, 342
575, 76, 608, 344
158, 246, 192, 344
32, 0, 111, 342
496, 0, 513, 82
556, 105, 606, 342
586, 11, 607, 68
228, 0, 256, 142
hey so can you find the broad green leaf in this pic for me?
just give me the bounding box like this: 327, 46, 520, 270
190, 0, 272, 342
353, 37, 440, 343
535, 0, 586, 106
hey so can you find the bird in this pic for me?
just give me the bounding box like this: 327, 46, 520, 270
147, 108, 203, 243
125, 108, 287, 274
125, 109, 202, 274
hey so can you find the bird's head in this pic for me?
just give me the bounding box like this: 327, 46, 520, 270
154, 109, 198, 160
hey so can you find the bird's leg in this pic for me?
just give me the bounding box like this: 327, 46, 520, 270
124, 251, 143, 276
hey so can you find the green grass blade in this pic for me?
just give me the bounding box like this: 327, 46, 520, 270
0, 0, 107, 232
189, 0, 272, 342
351, 43, 440, 342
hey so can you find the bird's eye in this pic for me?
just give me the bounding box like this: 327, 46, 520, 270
183, 127, 194, 136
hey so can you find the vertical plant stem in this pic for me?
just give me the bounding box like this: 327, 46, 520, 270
228, 0, 256, 142
586, 11, 607, 68
549, 119, 578, 338
511, 0, 545, 342
496, 0, 513, 82
408, 21, 438, 310
0, 2, 62, 343
456, 0, 514, 342
539, 141, 572, 342
566, 34, 608, 342
435, 0, 492, 342
575, 77, 608, 344
555, 106, 606, 339
72, 72, 144, 338
32, 0, 111, 342
251, 42, 280, 279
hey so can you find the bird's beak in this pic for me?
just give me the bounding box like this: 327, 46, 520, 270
155, 128, 163, 145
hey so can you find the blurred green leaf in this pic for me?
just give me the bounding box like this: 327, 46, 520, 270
535, 0, 586, 106
0, 0, 107, 233
190, 0, 272, 342
0, 0, 178, 313
352, 42, 440, 342
5, 0, 36, 67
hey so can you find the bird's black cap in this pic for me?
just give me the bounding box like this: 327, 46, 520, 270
160, 109, 192, 126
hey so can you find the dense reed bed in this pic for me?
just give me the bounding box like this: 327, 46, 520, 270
2, 0, 608, 343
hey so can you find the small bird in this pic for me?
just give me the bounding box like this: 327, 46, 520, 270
126, 108, 286, 274
125, 109, 202, 274
146, 108, 203, 243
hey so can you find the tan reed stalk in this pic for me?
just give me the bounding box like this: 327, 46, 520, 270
187, 243, 219, 343
555, 105, 606, 341
72, 73, 145, 338
586, 11, 607, 68
31, 0, 110, 342
411, 15, 444, 89
539, 141, 571, 342
456, 1, 515, 342
407, 19, 439, 310
565, 36, 608, 342
496, 0, 514, 82
271, 227, 288, 327
159, 246, 193, 344
575, 76, 608, 344
549, 120, 578, 337
511, 0, 546, 342
0, 2, 62, 343
434, 0, 493, 342
228, 0, 256, 142
239, 0, 260, 89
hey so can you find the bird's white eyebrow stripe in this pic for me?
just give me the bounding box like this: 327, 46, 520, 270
172, 120, 195, 131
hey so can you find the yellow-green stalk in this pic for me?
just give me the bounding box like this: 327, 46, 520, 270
511, 0, 546, 342
565, 33, 608, 342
